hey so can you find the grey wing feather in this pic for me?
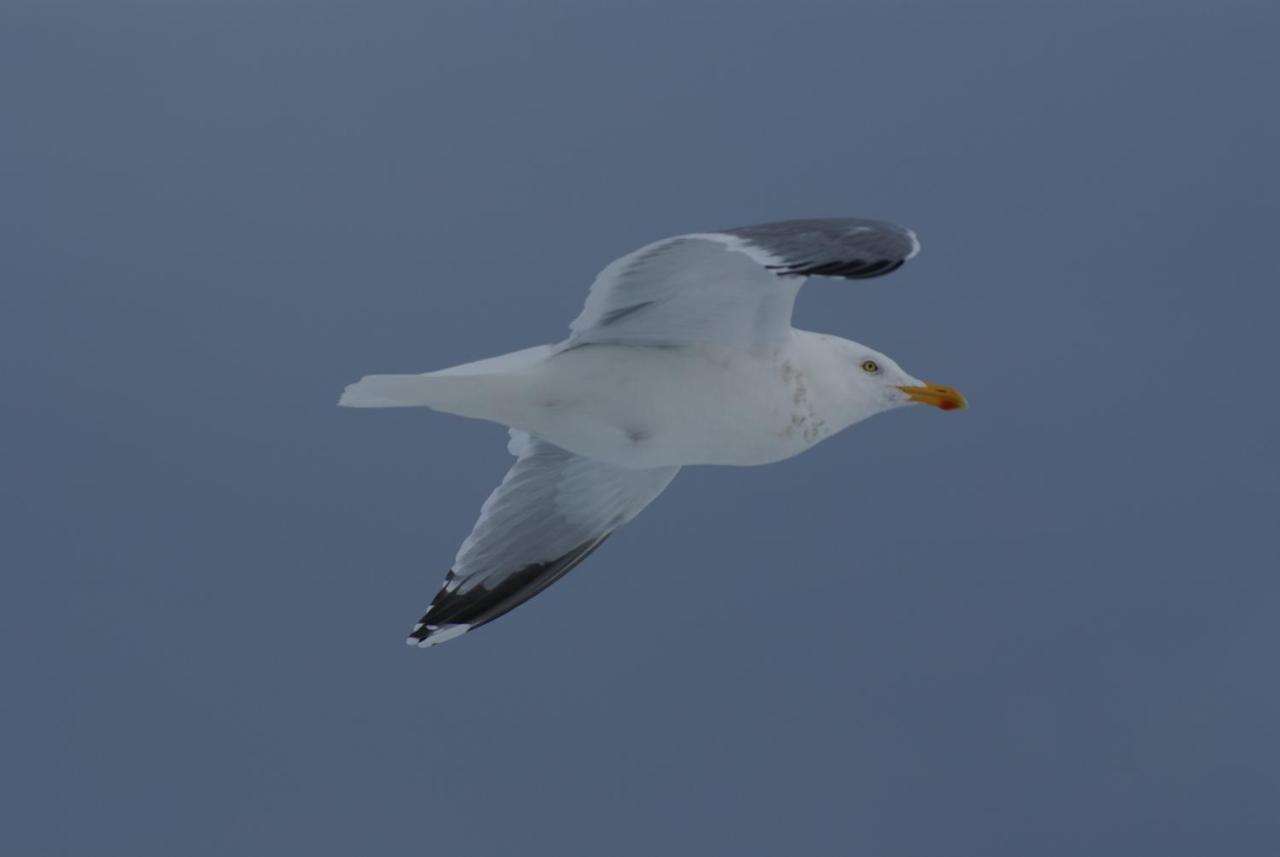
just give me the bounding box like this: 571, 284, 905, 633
565, 217, 918, 351
408, 431, 679, 647
566, 234, 799, 350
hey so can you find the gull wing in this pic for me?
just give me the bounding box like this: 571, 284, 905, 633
408, 431, 679, 647
566, 217, 919, 352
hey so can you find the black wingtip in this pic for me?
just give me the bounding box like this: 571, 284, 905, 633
406, 536, 611, 648
725, 217, 916, 281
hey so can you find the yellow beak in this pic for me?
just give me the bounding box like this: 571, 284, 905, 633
898, 382, 968, 411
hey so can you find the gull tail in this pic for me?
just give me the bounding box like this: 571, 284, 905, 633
339, 344, 553, 416
339, 373, 508, 416
339, 374, 448, 408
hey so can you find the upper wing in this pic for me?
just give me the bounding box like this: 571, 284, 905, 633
566, 217, 919, 352
408, 431, 679, 648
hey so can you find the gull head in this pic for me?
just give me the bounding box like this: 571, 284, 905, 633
839, 342, 968, 418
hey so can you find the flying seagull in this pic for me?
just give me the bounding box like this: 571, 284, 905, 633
340, 217, 966, 648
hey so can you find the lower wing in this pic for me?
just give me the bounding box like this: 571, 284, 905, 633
408, 430, 679, 647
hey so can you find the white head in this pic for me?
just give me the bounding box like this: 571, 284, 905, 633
817, 336, 967, 429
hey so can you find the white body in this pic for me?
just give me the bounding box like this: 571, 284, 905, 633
343, 330, 914, 469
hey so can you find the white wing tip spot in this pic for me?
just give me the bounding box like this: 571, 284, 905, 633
905, 229, 922, 260
407, 624, 470, 648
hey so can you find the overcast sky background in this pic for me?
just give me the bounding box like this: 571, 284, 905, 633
3, 1, 1278, 855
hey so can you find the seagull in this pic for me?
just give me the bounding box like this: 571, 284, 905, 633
340, 217, 966, 648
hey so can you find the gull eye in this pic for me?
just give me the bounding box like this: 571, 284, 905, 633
861, 360, 880, 374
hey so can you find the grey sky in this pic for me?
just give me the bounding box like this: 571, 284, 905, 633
3, 1, 1278, 855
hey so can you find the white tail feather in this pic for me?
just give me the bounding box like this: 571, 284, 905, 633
338, 371, 525, 426
339, 374, 447, 408
340, 345, 552, 414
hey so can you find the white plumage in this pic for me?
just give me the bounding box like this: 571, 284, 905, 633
340, 217, 966, 647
